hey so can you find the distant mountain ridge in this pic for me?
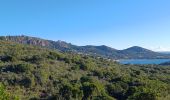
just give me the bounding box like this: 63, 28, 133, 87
0, 35, 170, 59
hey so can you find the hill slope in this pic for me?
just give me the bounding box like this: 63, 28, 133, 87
118, 46, 169, 59
0, 40, 170, 100
0, 35, 169, 59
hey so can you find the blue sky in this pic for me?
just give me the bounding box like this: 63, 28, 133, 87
0, 0, 170, 51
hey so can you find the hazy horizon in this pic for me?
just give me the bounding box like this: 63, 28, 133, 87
1, 0, 170, 51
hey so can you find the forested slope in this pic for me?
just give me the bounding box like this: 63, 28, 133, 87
0, 40, 170, 100
1, 36, 170, 59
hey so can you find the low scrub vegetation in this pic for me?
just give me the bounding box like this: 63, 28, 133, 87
0, 40, 169, 100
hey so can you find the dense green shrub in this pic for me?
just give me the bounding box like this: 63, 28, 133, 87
128, 92, 156, 100
0, 40, 169, 100
2, 63, 33, 73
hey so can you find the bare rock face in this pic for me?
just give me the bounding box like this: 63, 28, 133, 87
1, 35, 51, 47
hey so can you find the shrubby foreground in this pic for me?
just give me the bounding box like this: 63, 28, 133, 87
0, 40, 169, 100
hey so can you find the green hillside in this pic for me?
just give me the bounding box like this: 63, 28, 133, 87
1, 36, 170, 59
0, 40, 170, 100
